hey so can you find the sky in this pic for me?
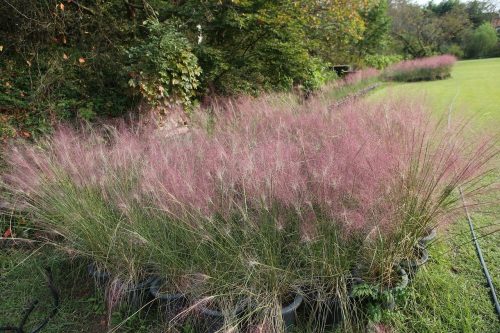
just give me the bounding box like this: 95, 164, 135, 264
411, 0, 500, 8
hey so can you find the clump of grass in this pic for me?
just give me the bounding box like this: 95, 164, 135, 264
343, 68, 380, 86
384, 55, 457, 82
319, 67, 380, 103
1, 93, 497, 332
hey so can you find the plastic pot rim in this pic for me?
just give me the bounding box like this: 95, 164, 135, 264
418, 228, 437, 245
87, 262, 111, 280
199, 298, 248, 318
401, 244, 429, 268
126, 275, 157, 292
281, 294, 304, 315
149, 277, 186, 301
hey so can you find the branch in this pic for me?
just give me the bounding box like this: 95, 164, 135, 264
67, 0, 96, 15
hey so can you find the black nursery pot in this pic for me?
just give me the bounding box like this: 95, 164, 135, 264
199, 305, 224, 333
198, 294, 303, 333
87, 262, 111, 287
127, 275, 157, 310
383, 266, 409, 310
400, 244, 429, 278
281, 294, 304, 331
198, 299, 247, 333
149, 277, 187, 321
318, 296, 343, 328
418, 228, 437, 247
87, 263, 155, 310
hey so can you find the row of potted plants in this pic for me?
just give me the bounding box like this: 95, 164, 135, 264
85, 227, 436, 332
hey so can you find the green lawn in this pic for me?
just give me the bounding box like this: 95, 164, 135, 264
0, 246, 164, 332
372, 58, 500, 129
374, 58, 500, 333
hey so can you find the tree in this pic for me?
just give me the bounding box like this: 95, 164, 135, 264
389, 0, 474, 58
427, 0, 461, 16
389, 1, 442, 57
464, 22, 499, 58
354, 0, 392, 62
436, 5, 473, 53
165, 0, 370, 94
466, 0, 497, 28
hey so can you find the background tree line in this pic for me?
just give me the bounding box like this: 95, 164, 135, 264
0, 0, 384, 136
0, 0, 498, 139
389, 0, 500, 59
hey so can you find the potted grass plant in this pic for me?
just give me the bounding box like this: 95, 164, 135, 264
2, 86, 497, 333
149, 277, 188, 322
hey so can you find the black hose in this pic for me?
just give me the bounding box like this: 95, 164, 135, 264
459, 188, 500, 320
0, 268, 60, 333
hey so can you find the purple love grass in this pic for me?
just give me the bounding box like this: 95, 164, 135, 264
343, 67, 380, 86
387, 54, 457, 72
385, 55, 457, 82
2, 93, 496, 242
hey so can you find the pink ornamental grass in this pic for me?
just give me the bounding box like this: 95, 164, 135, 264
387, 54, 457, 72
385, 55, 457, 82
2, 94, 496, 242
343, 67, 380, 86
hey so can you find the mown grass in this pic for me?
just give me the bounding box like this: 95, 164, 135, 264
0, 247, 104, 332
0, 246, 164, 332
372, 58, 500, 129
387, 206, 500, 333
374, 58, 500, 332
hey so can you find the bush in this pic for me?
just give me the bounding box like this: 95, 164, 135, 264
384, 55, 457, 82
2, 94, 496, 331
127, 19, 202, 110
464, 23, 499, 58
0, 1, 141, 140
442, 44, 464, 59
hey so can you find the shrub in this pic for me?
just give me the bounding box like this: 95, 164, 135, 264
464, 23, 499, 58
2, 94, 497, 331
442, 44, 464, 59
364, 54, 403, 70
384, 55, 457, 82
127, 19, 202, 110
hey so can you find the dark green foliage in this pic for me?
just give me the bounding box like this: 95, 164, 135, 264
354, 1, 392, 62
464, 22, 499, 58
0, 0, 379, 139
127, 19, 201, 109
465, 0, 497, 28
167, 0, 341, 95
389, 0, 497, 59
427, 0, 461, 16
0, 0, 141, 138
364, 54, 403, 69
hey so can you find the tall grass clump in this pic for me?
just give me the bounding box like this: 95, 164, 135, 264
384, 55, 457, 82
2, 94, 497, 332
343, 68, 380, 86
318, 67, 380, 104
